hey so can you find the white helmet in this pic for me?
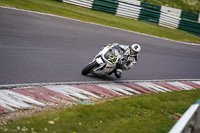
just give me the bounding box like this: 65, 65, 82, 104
130, 44, 141, 55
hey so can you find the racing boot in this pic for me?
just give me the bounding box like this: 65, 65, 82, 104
115, 69, 122, 78
108, 70, 114, 75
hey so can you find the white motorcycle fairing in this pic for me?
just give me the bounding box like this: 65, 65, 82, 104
89, 46, 122, 76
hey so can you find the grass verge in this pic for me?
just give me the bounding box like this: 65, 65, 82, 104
1, 89, 200, 133
0, 0, 200, 43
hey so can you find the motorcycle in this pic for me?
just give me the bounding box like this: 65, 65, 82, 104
82, 45, 122, 78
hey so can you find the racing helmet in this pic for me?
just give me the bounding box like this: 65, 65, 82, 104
130, 44, 141, 55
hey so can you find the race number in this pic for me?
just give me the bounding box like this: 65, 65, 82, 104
108, 55, 117, 63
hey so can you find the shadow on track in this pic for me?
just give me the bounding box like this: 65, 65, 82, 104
81, 74, 118, 81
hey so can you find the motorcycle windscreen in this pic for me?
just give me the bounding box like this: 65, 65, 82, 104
104, 49, 118, 64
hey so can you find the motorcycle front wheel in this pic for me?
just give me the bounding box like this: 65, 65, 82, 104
82, 61, 100, 75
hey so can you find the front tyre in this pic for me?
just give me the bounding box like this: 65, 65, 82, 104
82, 61, 99, 75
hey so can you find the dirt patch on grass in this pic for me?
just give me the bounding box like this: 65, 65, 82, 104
0, 97, 107, 125
182, 0, 199, 5
171, 113, 183, 122
0, 100, 77, 125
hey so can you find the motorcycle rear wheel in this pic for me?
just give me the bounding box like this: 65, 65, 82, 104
82, 61, 99, 75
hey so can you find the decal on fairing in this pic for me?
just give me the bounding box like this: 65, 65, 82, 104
108, 55, 117, 63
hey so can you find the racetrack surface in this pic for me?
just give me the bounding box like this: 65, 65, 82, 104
0, 7, 200, 85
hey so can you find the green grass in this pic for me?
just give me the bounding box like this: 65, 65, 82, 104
1, 89, 200, 133
141, 0, 200, 13
0, 0, 200, 43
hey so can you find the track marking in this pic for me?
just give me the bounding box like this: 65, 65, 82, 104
0, 79, 200, 112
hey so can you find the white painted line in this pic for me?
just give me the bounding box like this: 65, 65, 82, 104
112, 83, 141, 94
1, 79, 200, 89
97, 84, 134, 95
63, 85, 101, 98
0, 101, 15, 111
136, 82, 166, 92
0, 6, 199, 46
45, 86, 83, 100
167, 82, 194, 90
0, 90, 33, 109
149, 83, 171, 92
45, 85, 101, 100
0, 99, 21, 109
3, 90, 45, 106
192, 81, 200, 86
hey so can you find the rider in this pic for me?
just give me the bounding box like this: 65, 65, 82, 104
108, 43, 141, 78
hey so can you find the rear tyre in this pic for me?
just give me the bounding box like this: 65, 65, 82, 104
82, 61, 99, 75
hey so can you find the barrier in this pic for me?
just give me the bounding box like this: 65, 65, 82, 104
138, 8, 161, 24
61, 0, 200, 36
179, 19, 200, 36
63, 0, 94, 9
159, 13, 180, 29
117, 0, 141, 6
92, 0, 119, 14
161, 6, 181, 18
116, 2, 141, 19
181, 10, 199, 22
169, 99, 200, 133
199, 14, 200, 23
140, 2, 161, 11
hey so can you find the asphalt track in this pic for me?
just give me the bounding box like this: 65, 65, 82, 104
0, 7, 200, 85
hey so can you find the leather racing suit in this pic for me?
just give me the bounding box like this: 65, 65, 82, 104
108, 43, 139, 78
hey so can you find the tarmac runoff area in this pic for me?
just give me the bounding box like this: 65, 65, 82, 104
0, 79, 200, 125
